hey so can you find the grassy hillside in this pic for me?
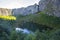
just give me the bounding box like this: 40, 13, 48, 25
32, 12, 60, 28
16, 12, 60, 29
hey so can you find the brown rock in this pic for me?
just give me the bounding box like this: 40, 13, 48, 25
0, 8, 12, 16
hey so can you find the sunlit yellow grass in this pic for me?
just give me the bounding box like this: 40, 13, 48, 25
0, 16, 16, 20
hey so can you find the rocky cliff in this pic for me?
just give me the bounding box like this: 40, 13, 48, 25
12, 0, 60, 17
0, 0, 59, 17
39, 0, 60, 17
12, 4, 39, 15
0, 8, 12, 16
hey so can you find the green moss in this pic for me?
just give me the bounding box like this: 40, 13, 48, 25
16, 12, 60, 29
32, 12, 60, 28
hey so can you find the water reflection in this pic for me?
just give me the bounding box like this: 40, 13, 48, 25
15, 28, 31, 34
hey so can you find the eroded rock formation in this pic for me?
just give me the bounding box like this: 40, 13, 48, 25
0, 8, 12, 16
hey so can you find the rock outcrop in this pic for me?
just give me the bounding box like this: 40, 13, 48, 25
39, 0, 48, 11
0, 8, 12, 16
39, 0, 60, 17
12, 0, 60, 17
0, 0, 60, 17
12, 4, 39, 15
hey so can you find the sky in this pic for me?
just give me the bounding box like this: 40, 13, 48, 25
0, 0, 40, 9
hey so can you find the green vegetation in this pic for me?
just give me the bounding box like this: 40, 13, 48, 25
0, 12, 60, 40
16, 12, 60, 28
32, 12, 60, 28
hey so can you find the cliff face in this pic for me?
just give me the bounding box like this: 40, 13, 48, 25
12, 0, 60, 17
0, 8, 12, 16
12, 4, 39, 15
39, 0, 60, 17
0, 0, 60, 17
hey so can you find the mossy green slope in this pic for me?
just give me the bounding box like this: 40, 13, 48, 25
16, 12, 60, 29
